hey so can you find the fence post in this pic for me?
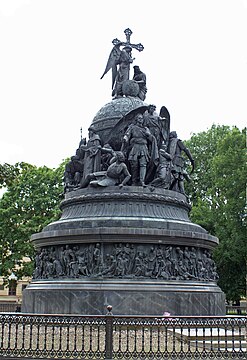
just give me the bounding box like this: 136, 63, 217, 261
105, 305, 113, 360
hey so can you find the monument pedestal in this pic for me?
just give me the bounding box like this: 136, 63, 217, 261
22, 187, 225, 315
22, 279, 225, 315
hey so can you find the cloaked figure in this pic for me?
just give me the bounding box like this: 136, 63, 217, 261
150, 144, 172, 189
132, 65, 147, 101
79, 126, 102, 181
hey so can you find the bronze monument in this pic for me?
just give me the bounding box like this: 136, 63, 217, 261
22, 29, 225, 315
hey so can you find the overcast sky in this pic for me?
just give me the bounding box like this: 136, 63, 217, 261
0, 0, 246, 169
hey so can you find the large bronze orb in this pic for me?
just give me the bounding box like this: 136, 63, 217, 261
90, 96, 147, 145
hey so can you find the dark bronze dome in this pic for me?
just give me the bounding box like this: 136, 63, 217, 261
90, 96, 147, 146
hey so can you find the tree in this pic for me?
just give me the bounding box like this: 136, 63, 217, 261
185, 125, 246, 302
0, 162, 64, 280
0, 162, 24, 189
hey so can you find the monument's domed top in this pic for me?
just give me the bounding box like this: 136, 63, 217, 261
92, 96, 146, 126
90, 96, 147, 147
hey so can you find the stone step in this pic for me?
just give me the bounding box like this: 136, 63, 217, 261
171, 327, 246, 352
190, 340, 246, 351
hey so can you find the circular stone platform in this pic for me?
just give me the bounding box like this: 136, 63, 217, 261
22, 187, 225, 315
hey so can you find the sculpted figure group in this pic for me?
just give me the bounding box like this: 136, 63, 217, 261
33, 243, 218, 282
64, 29, 194, 196
64, 108, 194, 199
100, 28, 145, 99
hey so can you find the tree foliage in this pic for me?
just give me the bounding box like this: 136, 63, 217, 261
185, 125, 246, 301
0, 162, 64, 280
0, 163, 24, 189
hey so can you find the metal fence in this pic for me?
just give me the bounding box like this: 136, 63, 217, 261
0, 302, 19, 313
0, 308, 246, 359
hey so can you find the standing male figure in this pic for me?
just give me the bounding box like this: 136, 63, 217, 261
123, 113, 158, 186
144, 104, 170, 149
168, 131, 194, 195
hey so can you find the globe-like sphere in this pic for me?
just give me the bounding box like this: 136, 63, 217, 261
122, 80, 139, 97
90, 96, 147, 145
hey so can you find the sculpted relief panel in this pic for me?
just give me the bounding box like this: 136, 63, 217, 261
33, 242, 218, 282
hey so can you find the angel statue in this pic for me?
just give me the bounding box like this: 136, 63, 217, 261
100, 28, 144, 98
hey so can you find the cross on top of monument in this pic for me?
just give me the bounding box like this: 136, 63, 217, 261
112, 28, 144, 52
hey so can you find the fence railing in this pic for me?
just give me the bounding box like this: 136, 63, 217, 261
0, 307, 246, 359
0, 302, 19, 313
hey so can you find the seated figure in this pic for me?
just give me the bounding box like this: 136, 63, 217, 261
80, 151, 131, 189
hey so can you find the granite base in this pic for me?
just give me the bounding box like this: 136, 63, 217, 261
22, 279, 225, 316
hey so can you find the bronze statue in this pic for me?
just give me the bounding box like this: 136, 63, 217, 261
144, 105, 170, 149
168, 131, 194, 196
132, 65, 147, 100
122, 113, 159, 186
100, 28, 144, 98
79, 126, 101, 181
90, 151, 131, 188
150, 144, 172, 189
64, 29, 195, 199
